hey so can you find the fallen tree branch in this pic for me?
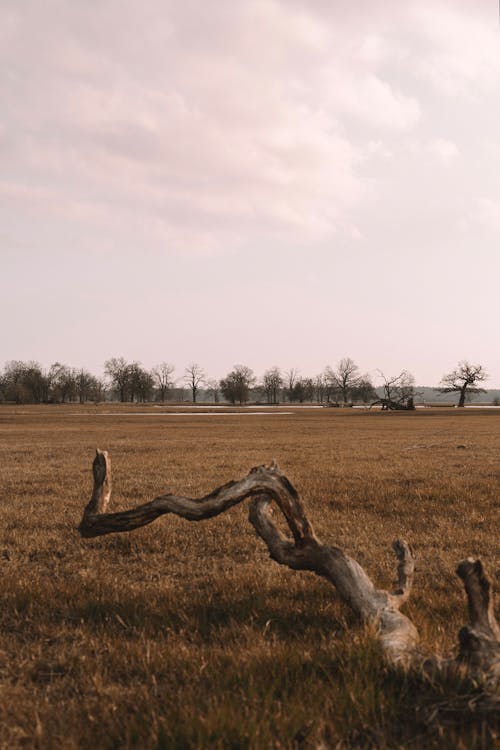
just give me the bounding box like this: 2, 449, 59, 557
78, 450, 499, 680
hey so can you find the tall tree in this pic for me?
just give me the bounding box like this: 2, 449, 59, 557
206, 379, 220, 403
104, 358, 132, 402
75, 369, 104, 403
284, 368, 299, 402
220, 365, 255, 404
184, 363, 206, 403
350, 376, 377, 404
1, 360, 48, 403
49, 363, 77, 403
263, 367, 283, 404
326, 358, 361, 404
313, 373, 327, 403
152, 362, 176, 402
128, 363, 154, 403
438, 361, 488, 407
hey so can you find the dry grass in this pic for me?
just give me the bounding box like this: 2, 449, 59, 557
0, 405, 498, 749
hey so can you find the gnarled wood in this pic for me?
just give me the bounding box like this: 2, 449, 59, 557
78, 450, 499, 681
456, 559, 500, 683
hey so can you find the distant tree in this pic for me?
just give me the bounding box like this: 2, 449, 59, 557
206, 378, 220, 403
350, 376, 377, 404
75, 369, 104, 403
220, 364, 255, 404
152, 362, 176, 402
376, 370, 415, 409
184, 363, 206, 403
284, 368, 299, 402
263, 367, 283, 404
313, 373, 327, 403
129, 364, 154, 403
1, 361, 33, 403
438, 361, 488, 407
1, 360, 49, 403
49, 363, 77, 403
290, 377, 314, 403
105, 358, 131, 402
326, 358, 361, 404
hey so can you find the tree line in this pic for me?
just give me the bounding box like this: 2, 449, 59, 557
0, 357, 488, 408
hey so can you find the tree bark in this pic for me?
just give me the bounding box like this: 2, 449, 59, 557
458, 384, 467, 407
78, 451, 499, 681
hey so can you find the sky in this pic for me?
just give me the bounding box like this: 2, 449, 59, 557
2, 0, 500, 386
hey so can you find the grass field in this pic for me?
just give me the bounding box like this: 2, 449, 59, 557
0, 405, 499, 749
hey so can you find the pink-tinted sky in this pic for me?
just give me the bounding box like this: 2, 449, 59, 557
2, 0, 500, 385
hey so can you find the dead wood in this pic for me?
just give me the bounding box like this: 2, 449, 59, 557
78, 450, 499, 681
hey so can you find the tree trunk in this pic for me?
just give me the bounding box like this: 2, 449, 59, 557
78, 451, 499, 683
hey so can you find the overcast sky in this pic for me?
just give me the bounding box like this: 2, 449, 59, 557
2, 0, 500, 385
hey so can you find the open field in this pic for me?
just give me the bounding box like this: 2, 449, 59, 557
0, 405, 499, 749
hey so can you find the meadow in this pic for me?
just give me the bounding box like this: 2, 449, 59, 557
0, 405, 499, 749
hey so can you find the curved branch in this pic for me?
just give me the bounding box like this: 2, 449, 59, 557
249, 495, 418, 664
78, 450, 499, 681
79, 451, 316, 541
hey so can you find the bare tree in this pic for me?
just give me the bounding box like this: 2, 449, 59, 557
326, 358, 361, 404
313, 373, 327, 403
78, 451, 500, 685
49, 363, 77, 403
205, 378, 220, 403
350, 375, 377, 404
128, 363, 154, 403
375, 370, 416, 410
1, 360, 48, 403
438, 361, 488, 407
220, 365, 255, 404
152, 362, 176, 402
284, 368, 299, 402
262, 367, 283, 404
75, 369, 104, 403
104, 358, 131, 403
184, 363, 206, 403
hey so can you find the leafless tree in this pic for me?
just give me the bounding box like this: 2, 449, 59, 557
104, 358, 131, 403
184, 363, 206, 403
375, 370, 416, 410
206, 378, 220, 403
438, 361, 488, 407
220, 365, 255, 404
284, 368, 299, 402
350, 376, 377, 404
128, 363, 154, 403
313, 373, 327, 403
326, 358, 361, 404
49, 363, 77, 403
263, 367, 283, 404
1, 360, 49, 403
75, 369, 104, 403
152, 362, 176, 402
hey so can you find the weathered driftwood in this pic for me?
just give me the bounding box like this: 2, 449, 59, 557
79, 451, 499, 680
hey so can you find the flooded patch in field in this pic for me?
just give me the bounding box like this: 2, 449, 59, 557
90, 412, 295, 416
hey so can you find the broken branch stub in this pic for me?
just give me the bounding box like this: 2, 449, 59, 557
78, 450, 499, 680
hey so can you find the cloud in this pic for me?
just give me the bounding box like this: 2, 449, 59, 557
0, 0, 426, 255
430, 138, 459, 164
412, 2, 500, 96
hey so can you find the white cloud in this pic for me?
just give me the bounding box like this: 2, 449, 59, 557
413, 3, 500, 96
430, 138, 459, 164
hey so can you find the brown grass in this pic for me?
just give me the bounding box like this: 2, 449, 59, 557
0, 405, 498, 749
